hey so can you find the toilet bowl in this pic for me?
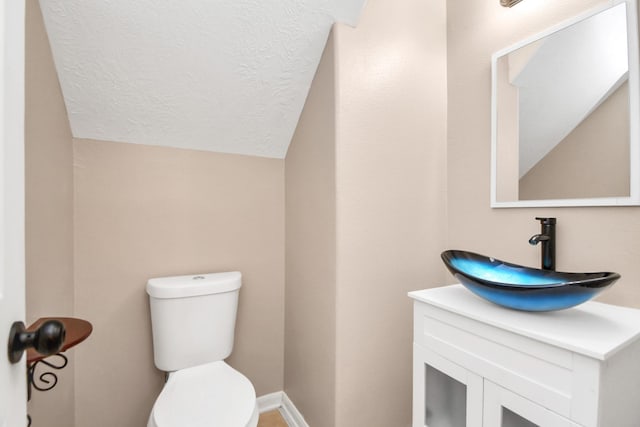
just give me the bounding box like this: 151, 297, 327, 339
146, 272, 258, 427
148, 361, 258, 427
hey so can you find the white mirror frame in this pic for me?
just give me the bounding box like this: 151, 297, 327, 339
491, 0, 640, 208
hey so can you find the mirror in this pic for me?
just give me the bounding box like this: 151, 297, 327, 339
491, 0, 640, 207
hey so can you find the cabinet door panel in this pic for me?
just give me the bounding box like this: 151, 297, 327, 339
484, 380, 580, 427
413, 343, 482, 427
502, 408, 539, 427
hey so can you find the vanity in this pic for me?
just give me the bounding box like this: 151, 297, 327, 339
409, 285, 640, 427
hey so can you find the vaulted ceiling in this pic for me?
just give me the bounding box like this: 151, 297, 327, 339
39, 0, 367, 158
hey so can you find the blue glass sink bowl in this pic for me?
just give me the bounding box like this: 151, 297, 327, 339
441, 250, 620, 311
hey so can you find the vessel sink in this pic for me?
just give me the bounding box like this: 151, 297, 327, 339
441, 250, 620, 311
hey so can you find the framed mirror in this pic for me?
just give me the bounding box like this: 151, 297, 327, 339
491, 0, 640, 207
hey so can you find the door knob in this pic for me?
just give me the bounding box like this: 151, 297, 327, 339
7, 320, 66, 364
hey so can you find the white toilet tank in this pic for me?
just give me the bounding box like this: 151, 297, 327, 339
147, 271, 241, 372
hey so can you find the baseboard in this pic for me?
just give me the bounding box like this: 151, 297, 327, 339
257, 391, 309, 427
257, 391, 284, 412
279, 392, 309, 427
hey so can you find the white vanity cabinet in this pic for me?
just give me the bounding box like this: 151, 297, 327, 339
409, 285, 640, 427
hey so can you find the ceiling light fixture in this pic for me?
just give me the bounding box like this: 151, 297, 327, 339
501, 0, 524, 7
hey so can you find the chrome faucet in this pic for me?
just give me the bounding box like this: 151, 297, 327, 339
529, 217, 556, 270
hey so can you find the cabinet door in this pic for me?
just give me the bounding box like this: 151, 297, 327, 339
413, 343, 483, 427
483, 381, 580, 427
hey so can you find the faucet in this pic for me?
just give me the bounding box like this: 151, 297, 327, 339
529, 217, 556, 270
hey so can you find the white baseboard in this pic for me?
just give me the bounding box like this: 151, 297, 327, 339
279, 392, 309, 427
257, 391, 309, 427
257, 391, 284, 412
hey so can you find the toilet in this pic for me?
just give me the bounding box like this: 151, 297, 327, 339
146, 271, 259, 427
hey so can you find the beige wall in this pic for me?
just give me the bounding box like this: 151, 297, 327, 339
520, 82, 629, 200
284, 30, 337, 427
285, 1, 447, 426
72, 139, 284, 427
25, 0, 75, 425
447, 0, 640, 307
333, 0, 447, 425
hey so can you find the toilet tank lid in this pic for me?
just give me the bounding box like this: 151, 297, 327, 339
147, 271, 241, 299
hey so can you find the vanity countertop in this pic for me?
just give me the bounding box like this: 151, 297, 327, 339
409, 284, 640, 360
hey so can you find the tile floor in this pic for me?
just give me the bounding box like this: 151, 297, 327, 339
257, 410, 289, 427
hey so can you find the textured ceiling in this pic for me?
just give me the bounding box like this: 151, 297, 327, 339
39, 0, 366, 158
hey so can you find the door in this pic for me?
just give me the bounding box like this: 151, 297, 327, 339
483, 381, 580, 427
413, 343, 483, 427
0, 0, 27, 425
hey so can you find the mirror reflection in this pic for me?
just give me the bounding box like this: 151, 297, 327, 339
491, 1, 639, 206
